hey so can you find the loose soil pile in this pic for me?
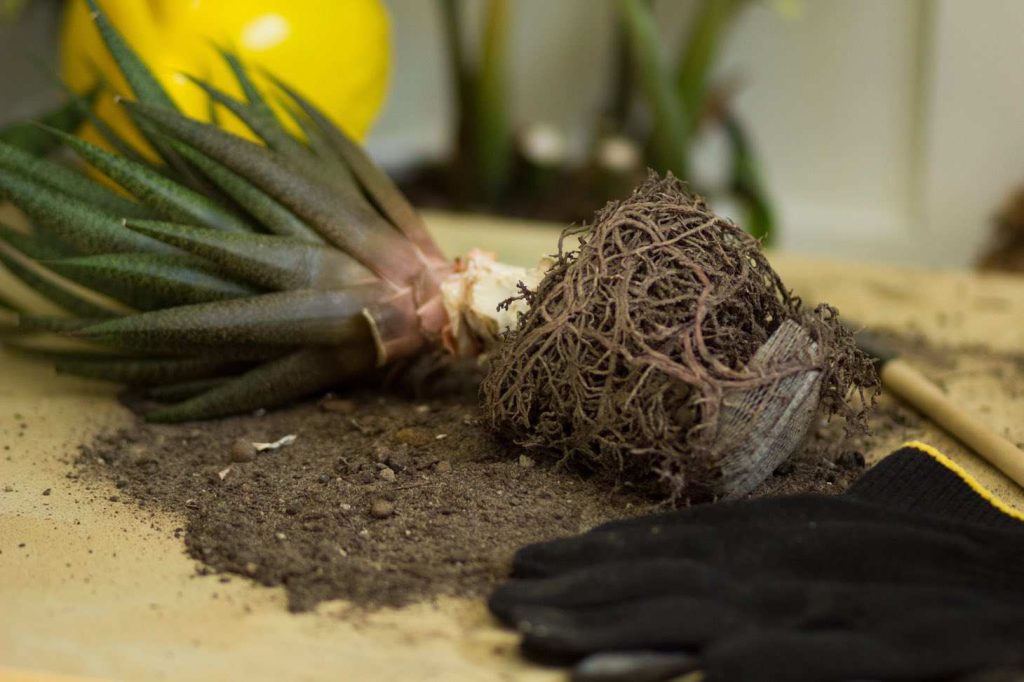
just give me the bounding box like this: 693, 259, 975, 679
73, 331, 1023, 614
75, 354, 883, 613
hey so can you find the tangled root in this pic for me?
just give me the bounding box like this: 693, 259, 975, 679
481, 173, 877, 500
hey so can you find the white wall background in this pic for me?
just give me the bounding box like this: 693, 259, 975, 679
368, 0, 1024, 267
1, 1, 1022, 268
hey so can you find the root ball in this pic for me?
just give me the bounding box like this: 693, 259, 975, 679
482, 174, 876, 500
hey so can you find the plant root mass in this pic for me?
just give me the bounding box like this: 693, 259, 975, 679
484, 174, 877, 500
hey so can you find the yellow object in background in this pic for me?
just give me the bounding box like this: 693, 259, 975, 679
59, 0, 390, 154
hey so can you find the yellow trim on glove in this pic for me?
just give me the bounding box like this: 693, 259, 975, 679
903, 440, 1024, 523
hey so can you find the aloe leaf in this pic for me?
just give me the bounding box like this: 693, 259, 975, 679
0, 222, 71, 260
215, 47, 266, 108
0, 139, 149, 218
0, 290, 23, 313
124, 219, 377, 291
165, 139, 323, 243
59, 77, 151, 164
56, 355, 253, 386
267, 73, 443, 258
0, 86, 97, 156
0, 172, 175, 256
44, 253, 258, 310
183, 73, 307, 159
273, 95, 335, 161
75, 286, 381, 352
216, 47, 311, 156
16, 315, 105, 334
0, 306, 19, 336
0, 244, 123, 318
147, 377, 229, 402
206, 89, 222, 127
272, 95, 359, 191
84, 0, 176, 110
83, 0, 206, 186
0, 291, 23, 334
123, 101, 421, 283
146, 345, 375, 422
49, 128, 253, 232
186, 74, 364, 198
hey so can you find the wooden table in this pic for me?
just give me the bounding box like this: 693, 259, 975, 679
2, 212, 1023, 681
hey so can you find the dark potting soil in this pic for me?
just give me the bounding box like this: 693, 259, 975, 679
74, 336, 953, 613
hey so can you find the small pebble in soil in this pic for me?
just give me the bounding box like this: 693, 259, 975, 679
229, 439, 257, 463
42, 488, 51, 496
395, 427, 432, 447
519, 455, 535, 468
379, 467, 396, 482
370, 499, 395, 519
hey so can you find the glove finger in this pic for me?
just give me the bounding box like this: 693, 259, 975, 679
586, 494, 942, 536
510, 522, 727, 578
490, 557, 724, 624
956, 666, 1024, 682
705, 608, 1024, 682
570, 651, 699, 682
513, 515, 1007, 592
513, 595, 746, 662
704, 629, 897, 682
516, 506, 946, 580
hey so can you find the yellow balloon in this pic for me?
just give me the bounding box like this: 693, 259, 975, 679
60, 0, 390, 156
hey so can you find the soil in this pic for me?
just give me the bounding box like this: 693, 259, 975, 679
72, 331, 1003, 614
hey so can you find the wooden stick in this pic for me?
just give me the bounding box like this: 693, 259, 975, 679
879, 358, 1024, 490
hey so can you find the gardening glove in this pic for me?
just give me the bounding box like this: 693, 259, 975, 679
489, 442, 1024, 682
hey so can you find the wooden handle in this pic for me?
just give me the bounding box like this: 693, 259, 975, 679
881, 359, 1024, 490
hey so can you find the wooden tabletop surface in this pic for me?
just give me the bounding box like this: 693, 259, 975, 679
2, 211, 1023, 681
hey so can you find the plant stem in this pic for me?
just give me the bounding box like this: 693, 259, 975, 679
603, 14, 633, 134
439, 0, 472, 169
675, 0, 747, 131
618, 0, 689, 179
439, 0, 513, 205
471, 0, 512, 203
723, 112, 775, 244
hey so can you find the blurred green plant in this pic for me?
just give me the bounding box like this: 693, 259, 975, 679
439, 0, 513, 205
436, 0, 775, 242
0, 0, 29, 23
617, 0, 775, 242
0, 85, 96, 155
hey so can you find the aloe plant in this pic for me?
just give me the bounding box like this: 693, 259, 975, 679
0, 0, 495, 422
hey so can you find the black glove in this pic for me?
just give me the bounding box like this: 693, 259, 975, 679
489, 443, 1024, 682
